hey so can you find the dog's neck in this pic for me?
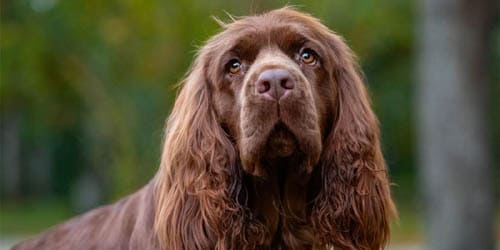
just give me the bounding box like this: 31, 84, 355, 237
245, 155, 315, 248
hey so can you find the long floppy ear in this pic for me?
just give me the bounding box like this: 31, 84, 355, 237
311, 33, 397, 250
153, 52, 261, 249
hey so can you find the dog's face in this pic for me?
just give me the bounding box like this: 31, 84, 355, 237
206, 10, 337, 176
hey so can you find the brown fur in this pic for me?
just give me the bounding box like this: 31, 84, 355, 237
13, 7, 396, 250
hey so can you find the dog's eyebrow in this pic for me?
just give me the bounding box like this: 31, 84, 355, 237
264, 25, 311, 50
223, 35, 262, 61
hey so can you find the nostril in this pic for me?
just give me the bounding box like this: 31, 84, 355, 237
258, 81, 271, 93
280, 78, 294, 90
256, 69, 294, 99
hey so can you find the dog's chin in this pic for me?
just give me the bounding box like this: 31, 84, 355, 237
240, 122, 304, 176
264, 123, 298, 159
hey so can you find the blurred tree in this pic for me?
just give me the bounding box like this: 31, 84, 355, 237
416, 0, 496, 249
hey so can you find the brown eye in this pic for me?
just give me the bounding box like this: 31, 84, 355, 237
300, 49, 317, 65
228, 59, 241, 74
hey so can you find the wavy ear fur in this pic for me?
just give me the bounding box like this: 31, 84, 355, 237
311, 33, 397, 250
153, 53, 266, 250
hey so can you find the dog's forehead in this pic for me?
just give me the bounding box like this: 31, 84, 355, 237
207, 10, 326, 55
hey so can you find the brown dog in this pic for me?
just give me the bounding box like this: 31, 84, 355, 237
14, 7, 396, 250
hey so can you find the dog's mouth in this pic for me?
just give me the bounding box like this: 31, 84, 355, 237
264, 122, 298, 159
239, 80, 322, 176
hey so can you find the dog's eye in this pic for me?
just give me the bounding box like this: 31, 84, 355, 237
227, 59, 241, 74
300, 49, 317, 65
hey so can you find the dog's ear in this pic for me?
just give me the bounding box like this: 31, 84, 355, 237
311, 32, 397, 250
153, 51, 260, 249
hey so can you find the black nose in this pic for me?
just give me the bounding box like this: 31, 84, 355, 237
256, 68, 295, 100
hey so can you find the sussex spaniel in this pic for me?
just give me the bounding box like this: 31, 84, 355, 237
14, 7, 396, 250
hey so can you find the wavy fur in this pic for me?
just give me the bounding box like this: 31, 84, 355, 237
13, 7, 396, 250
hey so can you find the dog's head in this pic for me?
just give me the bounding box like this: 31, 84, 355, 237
155, 8, 396, 250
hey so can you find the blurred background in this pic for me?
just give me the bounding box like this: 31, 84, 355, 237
0, 0, 498, 249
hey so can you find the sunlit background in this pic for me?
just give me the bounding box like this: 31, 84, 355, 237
1, 0, 499, 249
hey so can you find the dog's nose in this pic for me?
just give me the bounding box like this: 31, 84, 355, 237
256, 68, 294, 100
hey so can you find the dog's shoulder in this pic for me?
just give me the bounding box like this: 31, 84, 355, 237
12, 183, 158, 250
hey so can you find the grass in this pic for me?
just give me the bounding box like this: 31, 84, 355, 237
390, 172, 423, 244
0, 198, 74, 236
391, 205, 422, 244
